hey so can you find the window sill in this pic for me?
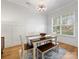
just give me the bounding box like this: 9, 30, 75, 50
57, 34, 75, 37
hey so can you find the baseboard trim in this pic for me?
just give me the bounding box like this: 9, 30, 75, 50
59, 42, 78, 48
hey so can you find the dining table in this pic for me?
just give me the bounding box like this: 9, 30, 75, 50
31, 35, 57, 59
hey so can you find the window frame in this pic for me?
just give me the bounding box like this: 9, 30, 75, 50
51, 12, 75, 37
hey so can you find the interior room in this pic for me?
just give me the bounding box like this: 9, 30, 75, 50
1, 0, 78, 59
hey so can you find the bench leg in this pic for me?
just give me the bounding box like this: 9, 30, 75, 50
37, 49, 38, 59
42, 53, 44, 59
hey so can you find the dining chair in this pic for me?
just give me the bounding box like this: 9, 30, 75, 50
52, 41, 59, 53
19, 35, 28, 59
19, 35, 34, 59
50, 32, 59, 51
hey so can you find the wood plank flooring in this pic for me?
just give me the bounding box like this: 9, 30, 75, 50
2, 42, 78, 59
59, 43, 78, 59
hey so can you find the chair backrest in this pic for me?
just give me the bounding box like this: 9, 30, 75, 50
19, 35, 28, 59
49, 32, 58, 44
19, 35, 28, 50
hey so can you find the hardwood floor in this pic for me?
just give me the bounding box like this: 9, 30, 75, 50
59, 43, 78, 59
2, 43, 78, 59
2, 45, 21, 59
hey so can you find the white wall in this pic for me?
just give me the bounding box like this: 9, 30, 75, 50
1, 0, 47, 48
1, 0, 78, 47
46, 1, 78, 47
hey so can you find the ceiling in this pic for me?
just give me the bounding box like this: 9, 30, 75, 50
7, 0, 77, 13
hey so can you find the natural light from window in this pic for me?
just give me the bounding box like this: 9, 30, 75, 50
52, 12, 75, 36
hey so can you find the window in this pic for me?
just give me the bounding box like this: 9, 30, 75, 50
52, 16, 60, 34
52, 13, 75, 36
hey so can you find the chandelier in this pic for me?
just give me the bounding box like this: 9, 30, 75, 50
37, 0, 47, 12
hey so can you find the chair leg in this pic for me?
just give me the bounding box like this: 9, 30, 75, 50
19, 49, 22, 59
37, 49, 38, 59
55, 45, 59, 53
19, 49, 25, 59
55, 47, 59, 53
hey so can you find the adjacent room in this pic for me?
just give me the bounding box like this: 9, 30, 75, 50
1, 0, 78, 59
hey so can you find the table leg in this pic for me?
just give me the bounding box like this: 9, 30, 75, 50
33, 47, 36, 59
42, 53, 44, 59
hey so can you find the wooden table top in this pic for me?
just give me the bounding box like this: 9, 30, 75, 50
31, 36, 55, 43
37, 43, 55, 52
24, 36, 56, 50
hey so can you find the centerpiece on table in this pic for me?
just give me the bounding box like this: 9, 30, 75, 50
40, 33, 46, 40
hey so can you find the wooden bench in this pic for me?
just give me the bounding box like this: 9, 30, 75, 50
37, 43, 59, 59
